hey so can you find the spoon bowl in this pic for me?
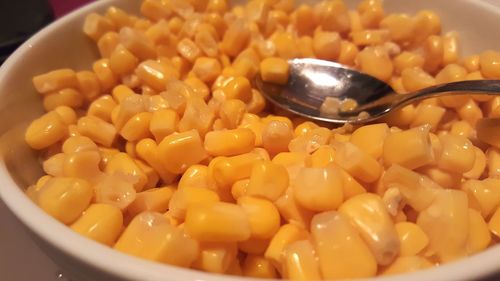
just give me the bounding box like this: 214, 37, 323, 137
256, 58, 500, 124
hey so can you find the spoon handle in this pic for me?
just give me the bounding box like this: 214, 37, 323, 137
398, 79, 500, 107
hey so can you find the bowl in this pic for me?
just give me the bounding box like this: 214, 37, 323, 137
1, 0, 500, 280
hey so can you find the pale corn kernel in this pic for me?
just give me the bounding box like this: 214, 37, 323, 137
338, 167, 367, 199
489, 207, 500, 238
106, 6, 133, 28
37, 177, 93, 224
93, 59, 117, 92
480, 50, 500, 79
237, 196, 280, 240
423, 35, 444, 74
77, 115, 117, 147
185, 201, 251, 242
149, 109, 179, 142
25, 111, 68, 150
259, 57, 290, 85
334, 141, 382, 183
109, 44, 139, 76
417, 189, 469, 262
401, 67, 435, 92
462, 178, 500, 217
357, 46, 393, 82
311, 211, 377, 279
477, 118, 500, 149
83, 13, 116, 41
43, 153, 65, 177
314, 0, 350, 33
457, 99, 483, 127
383, 125, 434, 170
178, 97, 216, 137
192, 57, 222, 83
339, 193, 400, 265
350, 29, 390, 46
410, 103, 446, 130
169, 186, 220, 220
382, 164, 441, 212
33, 69, 78, 95
381, 256, 433, 276
242, 255, 278, 279
294, 166, 344, 212
437, 134, 475, 173
289, 127, 331, 154
219, 76, 252, 103
282, 240, 321, 280
204, 128, 255, 157
94, 173, 137, 210
115, 211, 198, 267
275, 187, 314, 228
119, 111, 152, 142
76, 71, 101, 101
105, 152, 148, 191
158, 129, 207, 174
379, 13, 414, 44
71, 203, 123, 246
420, 167, 461, 189
463, 147, 486, 180
467, 208, 492, 255
193, 242, 237, 273
312, 30, 341, 61
135, 138, 177, 184
394, 52, 425, 75
97, 32, 120, 58
246, 160, 289, 201
338, 40, 359, 66
350, 123, 389, 159
219, 99, 246, 129
141, 0, 173, 21
261, 120, 293, 156
63, 151, 102, 183
395, 222, 429, 257
195, 30, 219, 58
119, 27, 156, 60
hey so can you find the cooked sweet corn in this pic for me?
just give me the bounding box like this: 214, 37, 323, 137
25, 0, 500, 279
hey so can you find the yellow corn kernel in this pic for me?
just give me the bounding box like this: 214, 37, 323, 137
119, 27, 156, 60
282, 239, 321, 280
178, 164, 211, 190
383, 125, 434, 170
158, 129, 207, 174
487, 148, 500, 177
242, 255, 278, 279
312, 30, 341, 61
314, 0, 349, 32
264, 224, 307, 269
37, 177, 93, 224
43, 88, 83, 111
381, 256, 433, 276
383, 104, 416, 128
63, 150, 102, 183
489, 207, 500, 238
77, 116, 116, 147
115, 211, 198, 266
93, 58, 118, 92
390, 76, 406, 94
450, 120, 474, 139
184, 76, 210, 100
420, 167, 461, 189
350, 123, 389, 159
349, 29, 389, 47
259, 57, 290, 85
111, 85, 134, 104
237, 196, 279, 240
168, 186, 220, 221
83, 12, 116, 41
423, 35, 444, 74
480, 50, 500, 78
42, 153, 64, 177
135, 159, 159, 188
193, 242, 237, 273
357, 0, 384, 28
275, 186, 314, 228
261, 120, 293, 156
136, 60, 178, 91
337, 40, 359, 66
178, 97, 216, 137
140, 0, 172, 21
293, 166, 344, 212
401, 67, 435, 92
71, 203, 123, 245
127, 186, 175, 217
305, 145, 335, 168
220, 20, 250, 57
33, 69, 78, 95
477, 117, 500, 149
206, 0, 228, 14
417, 189, 468, 262
462, 178, 500, 217
106, 6, 133, 28
230, 178, 249, 200
175, 37, 201, 63
148, 109, 178, 142
291, 4, 315, 35
238, 238, 269, 255
357, 46, 393, 82
221, 76, 252, 103
457, 99, 483, 127
412, 9, 441, 43
185, 201, 251, 242
97, 31, 119, 58
25, 111, 68, 149
464, 147, 486, 180
109, 44, 139, 76
410, 103, 446, 130
334, 141, 381, 183
437, 134, 475, 173
467, 208, 491, 255
204, 128, 255, 157
379, 13, 414, 44
289, 127, 331, 154
246, 160, 289, 201
191, 57, 222, 83
293, 121, 318, 137
339, 193, 400, 265
136, 138, 177, 184
382, 164, 441, 212
395, 222, 429, 257
272, 32, 299, 60
337, 168, 366, 200
105, 152, 148, 191
62, 136, 97, 154
119, 111, 152, 142
462, 54, 480, 72
393, 52, 425, 75
76, 70, 101, 101
311, 211, 377, 279
219, 99, 246, 129
87, 95, 116, 123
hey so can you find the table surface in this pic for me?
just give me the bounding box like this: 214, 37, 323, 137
2, 0, 500, 281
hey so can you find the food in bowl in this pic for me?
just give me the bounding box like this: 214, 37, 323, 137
22, 0, 500, 279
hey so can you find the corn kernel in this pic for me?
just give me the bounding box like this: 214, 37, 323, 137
71, 203, 123, 246
350, 123, 389, 159
77, 115, 117, 147
105, 152, 148, 191
136, 138, 177, 184
246, 160, 289, 201
237, 196, 280, 239
193, 242, 237, 273
313, 30, 341, 61
477, 118, 500, 149
467, 208, 492, 255
395, 222, 429, 257
381, 256, 433, 276
25, 111, 68, 149
33, 69, 78, 95
294, 166, 344, 212
83, 13, 116, 41
357, 46, 393, 82
437, 134, 475, 173
63, 151, 102, 183
158, 129, 207, 174
76, 71, 101, 102
462, 178, 500, 217
204, 128, 255, 157
140, 0, 173, 21
334, 141, 381, 183
489, 206, 500, 238
383, 125, 434, 170
282, 239, 321, 280
178, 97, 216, 137
380, 13, 414, 44
242, 255, 278, 279
119, 27, 156, 60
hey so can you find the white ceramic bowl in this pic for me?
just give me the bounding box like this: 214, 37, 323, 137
1, 0, 500, 280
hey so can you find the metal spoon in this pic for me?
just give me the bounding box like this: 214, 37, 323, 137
256, 58, 500, 124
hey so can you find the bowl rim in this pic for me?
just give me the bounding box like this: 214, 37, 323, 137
1, 0, 500, 281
